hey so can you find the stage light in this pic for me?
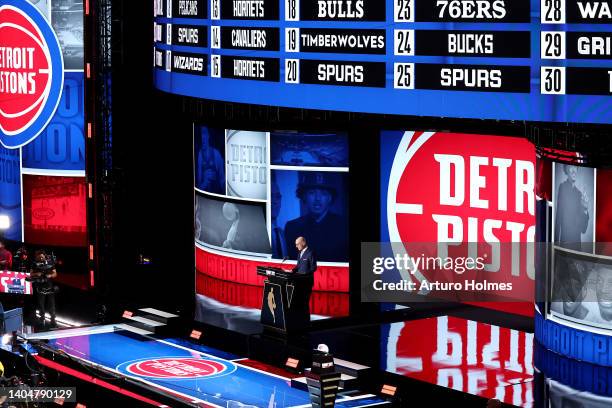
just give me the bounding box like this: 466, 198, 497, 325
189, 330, 202, 340
53, 316, 86, 327
285, 357, 299, 369
35, 312, 85, 328
285, 357, 305, 373
0, 215, 9, 230
380, 384, 397, 397
122, 310, 133, 318
1, 333, 11, 346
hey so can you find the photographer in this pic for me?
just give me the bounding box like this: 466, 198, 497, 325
0, 241, 12, 272
13, 246, 30, 273
29, 250, 57, 328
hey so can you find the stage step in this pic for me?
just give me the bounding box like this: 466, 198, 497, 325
121, 319, 164, 334
333, 358, 370, 378
115, 323, 153, 336
137, 308, 180, 325
119, 308, 181, 335
139, 308, 178, 318
125, 315, 166, 327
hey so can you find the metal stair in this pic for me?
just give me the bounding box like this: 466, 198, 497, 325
117, 308, 180, 336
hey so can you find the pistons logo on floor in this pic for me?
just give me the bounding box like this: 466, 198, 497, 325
118, 357, 237, 380
0, 0, 64, 148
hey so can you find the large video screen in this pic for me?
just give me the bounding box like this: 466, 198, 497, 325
194, 126, 350, 325
154, 1, 611, 124
380, 131, 536, 315
537, 155, 612, 333
0, 0, 87, 285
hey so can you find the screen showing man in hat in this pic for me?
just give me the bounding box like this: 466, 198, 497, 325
284, 172, 348, 262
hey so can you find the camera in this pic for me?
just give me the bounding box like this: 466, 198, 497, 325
33, 253, 56, 271
26, 251, 57, 285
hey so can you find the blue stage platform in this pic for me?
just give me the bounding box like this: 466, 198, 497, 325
26, 326, 389, 407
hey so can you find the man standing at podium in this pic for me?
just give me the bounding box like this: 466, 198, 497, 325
291, 237, 317, 324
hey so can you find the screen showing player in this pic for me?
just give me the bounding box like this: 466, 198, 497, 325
194, 126, 350, 326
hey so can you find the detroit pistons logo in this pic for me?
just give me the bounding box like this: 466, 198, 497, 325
386, 131, 536, 291
118, 357, 237, 380
0, 0, 63, 148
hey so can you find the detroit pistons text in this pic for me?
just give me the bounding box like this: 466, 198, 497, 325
228, 143, 266, 184
0, 149, 19, 185
0, 47, 36, 95
433, 154, 535, 277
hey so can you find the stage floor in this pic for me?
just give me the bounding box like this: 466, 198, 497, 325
381, 315, 534, 407
29, 326, 390, 407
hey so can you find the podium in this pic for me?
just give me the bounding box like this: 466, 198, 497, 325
257, 266, 312, 334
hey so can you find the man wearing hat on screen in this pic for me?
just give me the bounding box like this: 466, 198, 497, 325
284, 172, 348, 262
555, 164, 590, 251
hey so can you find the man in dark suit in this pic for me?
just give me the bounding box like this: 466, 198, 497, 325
291, 236, 317, 325
555, 164, 590, 251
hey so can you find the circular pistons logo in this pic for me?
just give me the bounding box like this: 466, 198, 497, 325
118, 357, 237, 380
0, 0, 63, 149
32, 207, 54, 220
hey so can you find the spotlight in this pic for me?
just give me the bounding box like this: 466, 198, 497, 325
284, 357, 304, 373
1, 333, 11, 346
35, 312, 79, 327
189, 330, 202, 340
381, 384, 397, 397
0, 215, 9, 230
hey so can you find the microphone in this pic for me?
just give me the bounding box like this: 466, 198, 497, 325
280, 256, 288, 264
